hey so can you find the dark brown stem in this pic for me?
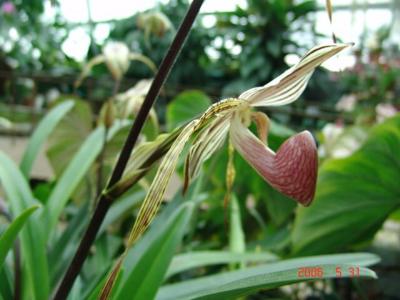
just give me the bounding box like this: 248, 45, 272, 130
51, 1, 204, 299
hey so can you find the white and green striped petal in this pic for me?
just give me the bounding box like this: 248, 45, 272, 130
127, 120, 199, 246
240, 43, 350, 107
184, 115, 231, 191
126, 98, 243, 246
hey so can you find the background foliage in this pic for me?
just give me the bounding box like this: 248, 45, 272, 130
1, 0, 400, 299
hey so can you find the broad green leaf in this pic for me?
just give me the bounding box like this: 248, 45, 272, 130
0, 205, 39, 268
46, 98, 93, 176
0, 152, 49, 300
101, 123, 135, 187
166, 90, 211, 131
292, 115, 400, 255
112, 201, 195, 300
166, 251, 278, 278
157, 253, 379, 300
44, 126, 105, 235
20, 100, 74, 177
141, 112, 159, 140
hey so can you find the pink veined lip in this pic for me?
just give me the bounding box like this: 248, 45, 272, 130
233, 129, 317, 206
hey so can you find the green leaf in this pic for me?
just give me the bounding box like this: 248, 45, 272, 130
99, 190, 145, 235
157, 253, 379, 300
0, 152, 49, 300
0, 205, 39, 268
83, 234, 123, 294
292, 115, 400, 255
46, 98, 93, 176
86, 276, 108, 300
166, 90, 211, 131
48, 202, 89, 286
43, 126, 105, 235
0, 263, 13, 300
85, 269, 124, 300
19, 100, 74, 177
68, 276, 83, 300
166, 251, 278, 278
229, 195, 245, 255
142, 112, 159, 141
113, 201, 195, 300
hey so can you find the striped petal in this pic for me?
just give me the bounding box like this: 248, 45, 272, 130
127, 120, 198, 246
240, 43, 350, 107
126, 98, 244, 246
230, 115, 317, 205
184, 115, 230, 192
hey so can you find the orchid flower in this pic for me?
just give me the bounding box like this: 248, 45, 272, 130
137, 11, 173, 38
75, 41, 157, 87
125, 43, 350, 246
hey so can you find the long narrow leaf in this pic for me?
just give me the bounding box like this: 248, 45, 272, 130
229, 195, 245, 255
43, 126, 105, 234
0, 152, 49, 300
166, 251, 278, 278
113, 202, 195, 300
0, 265, 13, 300
0, 205, 39, 268
20, 101, 74, 177
48, 202, 89, 286
157, 253, 379, 300
44, 122, 130, 235
99, 190, 146, 235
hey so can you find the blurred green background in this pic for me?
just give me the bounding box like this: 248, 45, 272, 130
0, 0, 400, 299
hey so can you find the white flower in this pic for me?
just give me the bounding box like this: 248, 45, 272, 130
75, 42, 156, 87
102, 42, 131, 80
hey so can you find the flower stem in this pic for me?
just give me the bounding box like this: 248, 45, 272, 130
51, 1, 204, 299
